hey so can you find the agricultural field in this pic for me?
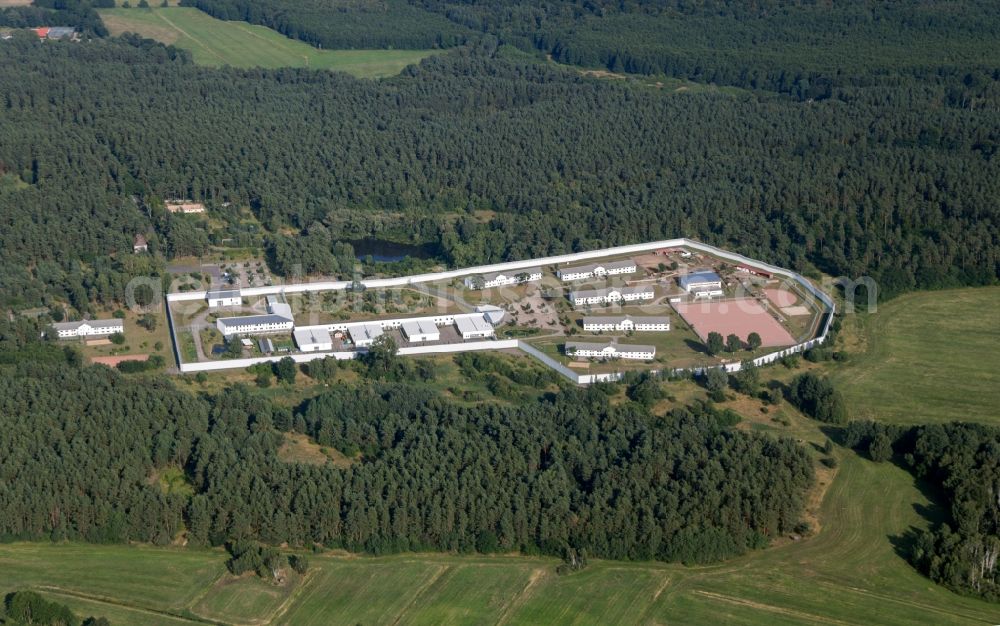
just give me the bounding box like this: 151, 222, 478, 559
99, 8, 437, 77
6, 437, 998, 625
831, 286, 1000, 425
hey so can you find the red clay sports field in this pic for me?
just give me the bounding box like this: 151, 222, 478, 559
673, 298, 795, 347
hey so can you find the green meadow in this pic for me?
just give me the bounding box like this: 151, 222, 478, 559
5, 433, 998, 625
832, 286, 1000, 425
99, 7, 437, 77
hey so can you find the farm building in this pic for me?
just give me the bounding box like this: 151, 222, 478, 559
294, 328, 333, 352
582, 315, 670, 332
50, 319, 124, 339
350, 323, 384, 348
207, 289, 242, 308
678, 271, 724, 298
401, 319, 440, 343
557, 259, 637, 282
216, 314, 293, 336
465, 267, 543, 289
570, 285, 655, 307
32, 27, 75, 40
564, 341, 656, 360
455, 314, 495, 339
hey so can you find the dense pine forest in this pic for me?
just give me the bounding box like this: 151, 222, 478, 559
0, 0, 998, 603
0, 26, 997, 311
0, 346, 813, 564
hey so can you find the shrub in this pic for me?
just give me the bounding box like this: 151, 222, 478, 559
868, 432, 893, 462
787, 372, 847, 424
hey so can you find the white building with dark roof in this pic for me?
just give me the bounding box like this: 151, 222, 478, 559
678, 271, 723, 298
215, 294, 294, 336
582, 315, 670, 332
465, 267, 543, 289
207, 289, 241, 308
294, 327, 333, 352
557, 259, 637, 282
51, 319, 124, 339
570, 285, 655, 307
564, 341, 656, 360
217, 314, 293, 336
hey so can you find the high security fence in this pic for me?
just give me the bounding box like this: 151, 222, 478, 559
171, 238, 835, 382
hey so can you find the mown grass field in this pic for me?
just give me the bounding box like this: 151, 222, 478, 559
831, 286, 1000, 425
6, 433, 999, 625
99, 8, 437, 77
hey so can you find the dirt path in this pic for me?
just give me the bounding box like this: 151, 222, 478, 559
154, 10, 227, 65
35, 586, 211, 624
388, 564, 449, 626
692, 590, 850, 624
494, 567, 547, 626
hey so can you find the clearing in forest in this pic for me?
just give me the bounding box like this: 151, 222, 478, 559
99, 8, 437, 77
831, 286, 1000, 425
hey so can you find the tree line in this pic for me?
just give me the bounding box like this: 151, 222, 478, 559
0, 344, 814, 565
0, 35, 996, 319
842, 420, 1000, 601
180, 1, 1000, 102
183, 0, 473, 49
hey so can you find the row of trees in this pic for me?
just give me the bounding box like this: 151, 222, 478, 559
184, 0, 473, 49
705, 331, 762, 355
2, 590, 108, 626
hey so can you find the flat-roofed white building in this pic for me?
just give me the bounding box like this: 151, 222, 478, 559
570, 285, 655, 307
51, 319, 124, 339
678, 271, 724, 298
582, 315, 670, 332
455, 314, 495, 339
216, 314, 293, 336
557, 259, 637, 282
294, 327, 333, 352
465, 267, 543, 289
564, 341, 655, 360
268, 301, 293, 320
401, 319, 440, 343
207, 289, 241, 308
350, 323, 384, 348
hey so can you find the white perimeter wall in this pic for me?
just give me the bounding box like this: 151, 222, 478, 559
172, 238, 836, 383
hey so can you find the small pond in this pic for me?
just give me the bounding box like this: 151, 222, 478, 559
346, 238, 440, 263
